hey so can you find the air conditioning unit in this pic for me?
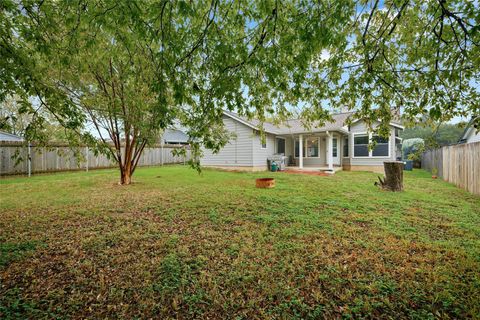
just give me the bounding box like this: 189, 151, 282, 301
268, 154, 288, 171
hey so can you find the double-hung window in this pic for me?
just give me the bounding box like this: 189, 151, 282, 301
354, 134, 369, 157
372, 135, 389, 157
276, 138, 285, 154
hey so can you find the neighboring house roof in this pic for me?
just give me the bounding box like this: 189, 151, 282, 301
0, 130, 24, 142
162, 129, 189, 144
223, 110, 403, 135
458, 116, 480, 144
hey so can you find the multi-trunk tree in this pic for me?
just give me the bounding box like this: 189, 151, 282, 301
1, 0, 478, 184
3, 0, 351, 184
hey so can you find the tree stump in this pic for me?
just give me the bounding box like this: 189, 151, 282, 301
376, 161, 404, 191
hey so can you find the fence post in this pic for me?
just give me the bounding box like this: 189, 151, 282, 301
27, 142, 32, 177
56, 147, 59, 170
43, 147, 46, 172
85, 146, 89, 172
161, 142, 164, 166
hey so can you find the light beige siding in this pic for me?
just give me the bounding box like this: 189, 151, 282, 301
201, 116, 255, 167
252, 133, 275, 167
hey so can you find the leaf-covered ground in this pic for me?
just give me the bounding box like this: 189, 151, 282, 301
1, 166, 479, 319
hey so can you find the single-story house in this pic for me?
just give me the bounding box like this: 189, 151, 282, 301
458, 117, 479, 144
0, 130, 24, 142
201, 111, 404, 173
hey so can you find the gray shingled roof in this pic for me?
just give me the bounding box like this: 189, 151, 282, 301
162, 129, 189, 144
223, 111, 353, 135
0, 131, 24, 141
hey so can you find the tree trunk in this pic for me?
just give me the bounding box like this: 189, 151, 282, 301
114, 137, 146, 185
118, 141, 135, 185
376, 161, 404, 191
120, 168, 132, 185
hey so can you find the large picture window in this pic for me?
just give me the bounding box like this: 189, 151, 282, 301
353, 133, 390, 157
372, 135, 389, 157
354, 134, 369, 157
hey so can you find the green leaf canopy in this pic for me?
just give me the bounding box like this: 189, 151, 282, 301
1, 0, 478, 168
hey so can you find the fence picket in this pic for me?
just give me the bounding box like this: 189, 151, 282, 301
422, 142, 480, 195
0, 142, 191, 176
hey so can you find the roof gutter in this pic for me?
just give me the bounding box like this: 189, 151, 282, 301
281, 128, 349, 135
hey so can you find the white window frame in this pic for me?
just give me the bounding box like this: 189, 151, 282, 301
332, 137, 338, 157
294, 136, 321, 158
352, 132, 391, 158
371, 134, 390, 158
353, 132, 370, 158
261, 139, 267, 149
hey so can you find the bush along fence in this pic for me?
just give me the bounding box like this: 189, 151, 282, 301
422, 141, 480, 196
0, 141, 191, 176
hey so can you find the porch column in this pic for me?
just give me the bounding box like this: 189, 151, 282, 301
327, 132, 333, 171
299, 134, 303, 169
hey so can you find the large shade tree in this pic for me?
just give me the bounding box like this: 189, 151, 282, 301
2, 0, 352, 184
1, 0, 479, 184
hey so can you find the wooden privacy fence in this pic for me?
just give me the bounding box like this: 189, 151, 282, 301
0, 142, 191, 176
422, 142, 480, 196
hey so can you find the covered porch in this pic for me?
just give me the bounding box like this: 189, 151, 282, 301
275, 131, 346, 173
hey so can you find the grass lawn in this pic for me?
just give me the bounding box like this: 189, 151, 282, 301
1, 166, 479, 319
